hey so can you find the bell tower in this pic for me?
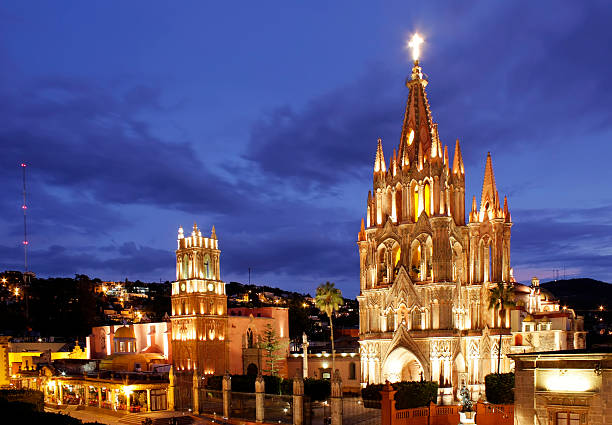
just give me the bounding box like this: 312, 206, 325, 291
171, 223, 229, 375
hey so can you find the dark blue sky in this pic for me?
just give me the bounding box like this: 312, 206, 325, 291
1, 1, 611, 297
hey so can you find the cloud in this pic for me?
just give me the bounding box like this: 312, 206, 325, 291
0, 76, 249, 216
244, 1, 612, 190
511, 205, 612, 282
0, 242, 172, 279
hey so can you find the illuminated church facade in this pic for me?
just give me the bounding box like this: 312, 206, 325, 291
357, 44, 514, 394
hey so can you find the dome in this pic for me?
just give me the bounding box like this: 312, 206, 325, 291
523, 315, 534, 322
114, 325, 135, 339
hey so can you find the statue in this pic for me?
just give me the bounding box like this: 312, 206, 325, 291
458, 384, 476, 424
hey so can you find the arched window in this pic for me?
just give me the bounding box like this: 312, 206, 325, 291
410, 242, 421, 281
378, 246, 387, 284
413, 186, 419, 221
246, 328, 254, 348
203, 254, 211, 279
349, 362, 356, 380
182, 255, 190, 279
424, 182, 431, 216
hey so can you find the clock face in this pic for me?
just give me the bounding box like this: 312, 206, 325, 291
207, 283, 214, 292
181, 283, 186, 292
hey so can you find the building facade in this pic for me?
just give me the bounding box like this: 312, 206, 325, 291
357, 58, 514, 394
510, 278, 586, 356
512, 351, 612, 425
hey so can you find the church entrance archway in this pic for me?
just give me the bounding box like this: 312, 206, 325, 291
246, 363, 258, 376
382, 347, 424, 383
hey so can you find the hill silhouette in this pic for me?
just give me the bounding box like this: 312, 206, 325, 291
540, 278, 611, 311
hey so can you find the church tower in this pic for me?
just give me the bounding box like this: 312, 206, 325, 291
357, 35, 513, 393
171, 223, 229, 375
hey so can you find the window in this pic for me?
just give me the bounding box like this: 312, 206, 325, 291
556, 412, 580, 425
246, 328, 254, 348
414, 187, 419, 221
424, 182, 431, 216
349, 362, 356, 380
322, 372, 331, 379
182, 255, 190, 279
203, 255, 211, 279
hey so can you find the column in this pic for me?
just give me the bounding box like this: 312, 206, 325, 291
83, 385, 89, 406
192, 371, 200, 414
58, 382, 63, 405
111, 389, 116, 410
293, 374, 304, 425
167, 366, 175, 411
146, 389, 151, 412
222, 373, 231, 419
97, 387, 102, 407
126, 390, 131, 411
301, 333, 309, 379
330, 370, 343, 425
255, 374, 265, 423
380, 381, 396, 425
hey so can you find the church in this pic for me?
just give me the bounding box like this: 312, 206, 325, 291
356, 36, 514, 397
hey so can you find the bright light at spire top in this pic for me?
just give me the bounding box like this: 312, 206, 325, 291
407, 33, 424, 62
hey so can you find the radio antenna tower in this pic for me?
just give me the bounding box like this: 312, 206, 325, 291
21, 162, 28, 272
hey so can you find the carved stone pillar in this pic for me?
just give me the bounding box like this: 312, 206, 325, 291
222, 373, 231, 418
330, 370, 343, 425
293, 374, 304, 425
255, 374, 265, 423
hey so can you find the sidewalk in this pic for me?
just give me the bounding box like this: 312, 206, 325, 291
45, 405, 213, 425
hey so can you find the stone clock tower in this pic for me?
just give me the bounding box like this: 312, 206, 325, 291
171, 223, 229, 375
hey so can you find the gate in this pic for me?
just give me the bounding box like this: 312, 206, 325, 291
174, 370, 193, 411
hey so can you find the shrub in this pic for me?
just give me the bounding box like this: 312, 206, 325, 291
484, 373, 514, 404
304, 378, 331, 401
0, 389, 44, 412
394, 381, 438, 409
361, 381, 438, 410
361, 384, 383, 408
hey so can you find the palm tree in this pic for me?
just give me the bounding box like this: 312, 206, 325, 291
315, 281, 344, 372
487, 282, 516, 373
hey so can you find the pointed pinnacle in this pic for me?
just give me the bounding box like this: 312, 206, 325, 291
358, 218, 366, 241
480, 152, 498, 210
444, 145, 449, 167
374, 138, 386, 173
211, 225, 217, 239
453, 139, 464, 174
503, 196, 511, 222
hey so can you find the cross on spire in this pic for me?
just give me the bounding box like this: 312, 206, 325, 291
408, 33, 424, 63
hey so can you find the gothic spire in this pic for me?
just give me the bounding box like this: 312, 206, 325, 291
503, 196, 511, 222
397, 59, 436, 168
358, 218, 366, 242
452, 139, 465, 175
211, 225, 217, 240
480, 152, 498, 212
443, 145, 449, 170
374, 138, 386, 173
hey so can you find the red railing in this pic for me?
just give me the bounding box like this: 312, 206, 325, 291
380, 383, 513, 425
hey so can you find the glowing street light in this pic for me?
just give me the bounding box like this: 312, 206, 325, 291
599, 305, 605, 311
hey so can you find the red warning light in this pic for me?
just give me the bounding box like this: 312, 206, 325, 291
21, 163, 27, 167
